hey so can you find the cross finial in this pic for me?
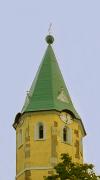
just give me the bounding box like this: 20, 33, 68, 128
48, 23, 52, 35
46, 23, 54, 44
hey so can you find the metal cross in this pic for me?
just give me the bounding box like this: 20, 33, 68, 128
48, 23, 52, 35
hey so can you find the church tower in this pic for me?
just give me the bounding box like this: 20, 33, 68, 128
13, 35, 86, 180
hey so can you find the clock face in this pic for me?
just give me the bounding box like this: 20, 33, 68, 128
60, 113, 67, 122
66, 114, 73, 124
60, 113, 73, 124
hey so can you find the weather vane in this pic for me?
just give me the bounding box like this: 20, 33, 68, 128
48, 23, 52, 35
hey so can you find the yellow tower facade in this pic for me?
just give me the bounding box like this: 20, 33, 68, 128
13, 35, 86, 180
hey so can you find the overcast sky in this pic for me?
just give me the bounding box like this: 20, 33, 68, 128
0, 0, 100, 179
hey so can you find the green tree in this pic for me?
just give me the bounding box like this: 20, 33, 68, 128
45, 154, 100, 180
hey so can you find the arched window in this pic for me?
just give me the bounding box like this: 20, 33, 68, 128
34, 122, 46, 140
62, 126, 72, 144
63, 127, 67, 142
39, 123, 43, 139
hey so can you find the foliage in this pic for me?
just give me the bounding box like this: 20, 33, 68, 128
45, 154, 100, 180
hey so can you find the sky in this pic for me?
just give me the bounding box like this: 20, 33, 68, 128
0, 0, 100, 179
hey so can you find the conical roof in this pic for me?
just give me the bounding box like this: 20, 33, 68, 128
22, 35, 80, 119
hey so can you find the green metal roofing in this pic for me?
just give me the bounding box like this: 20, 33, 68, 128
21, 40, 81, 120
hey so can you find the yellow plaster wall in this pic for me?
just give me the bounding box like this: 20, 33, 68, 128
16, 172, 25, 180
16, 111, 84, 180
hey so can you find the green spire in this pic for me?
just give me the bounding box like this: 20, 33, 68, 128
22, 35, 80, 119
